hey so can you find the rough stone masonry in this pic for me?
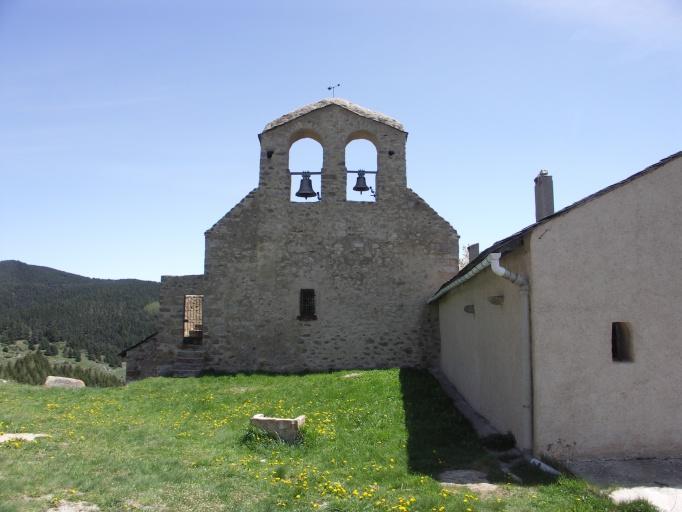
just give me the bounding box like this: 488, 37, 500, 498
126, 98, 459, 379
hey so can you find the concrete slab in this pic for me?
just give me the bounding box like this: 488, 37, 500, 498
569, 458, 682, 512
568, 458, 682, 487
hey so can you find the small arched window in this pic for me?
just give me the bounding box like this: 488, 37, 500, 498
345, 139, 377, 202
289, 137, 322, 202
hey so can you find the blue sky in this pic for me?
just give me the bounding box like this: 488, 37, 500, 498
1, 0, 680, 281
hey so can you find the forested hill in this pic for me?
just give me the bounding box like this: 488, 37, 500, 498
0, 260, 160, 366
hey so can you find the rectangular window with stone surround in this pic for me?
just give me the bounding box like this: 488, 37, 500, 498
298, 289, 317, 321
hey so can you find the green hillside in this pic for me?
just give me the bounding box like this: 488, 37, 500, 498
0, 260, 159, 366
1, 340, 125, 383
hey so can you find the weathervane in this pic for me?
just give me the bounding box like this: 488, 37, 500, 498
327, 83, 341, 97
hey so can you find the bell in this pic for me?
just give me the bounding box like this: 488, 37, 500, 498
295, 173, 317, 199
353, 171, 370, 193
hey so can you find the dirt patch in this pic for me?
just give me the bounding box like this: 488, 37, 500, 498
228, 386, 258, 394
46, 501, 100, 512
124, 499, 167, 511
22, 494, 54, 502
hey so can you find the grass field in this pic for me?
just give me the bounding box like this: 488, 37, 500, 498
0, 369, 653, 511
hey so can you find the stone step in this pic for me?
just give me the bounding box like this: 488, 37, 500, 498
173, 366, 204, 372
174, 358, 204, 364
173, 360, 204, 366
175, 356, 205, 363
172, 346, 206, 377
178, 343, 205, 350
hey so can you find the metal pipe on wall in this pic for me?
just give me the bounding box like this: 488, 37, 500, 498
489, 253, 533, 455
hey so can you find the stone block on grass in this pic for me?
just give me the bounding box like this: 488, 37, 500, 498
250, 413, 306, 442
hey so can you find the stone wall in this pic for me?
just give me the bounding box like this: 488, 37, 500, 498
200, 102, 458, 373
131, 100, 459, 378
125, 336, 162, 381
153, 275, 204, 375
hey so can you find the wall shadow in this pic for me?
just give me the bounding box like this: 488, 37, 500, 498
399, 368, 492, 477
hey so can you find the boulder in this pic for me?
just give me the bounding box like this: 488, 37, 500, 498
250, 413, 305, 442
44, 376, 86, 388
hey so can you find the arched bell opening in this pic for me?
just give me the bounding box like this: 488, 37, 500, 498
345, 138, 377, 202
289, 137, 323, 202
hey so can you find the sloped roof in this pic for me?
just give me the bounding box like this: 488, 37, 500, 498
432, 150, 682, 299
262, 98, 405, 133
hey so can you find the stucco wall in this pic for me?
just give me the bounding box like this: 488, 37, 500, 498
439, 247, 531, 449
530, 156, 682, 459
165, 103, 458, 374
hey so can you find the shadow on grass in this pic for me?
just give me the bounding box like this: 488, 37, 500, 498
399, 368, 499, 478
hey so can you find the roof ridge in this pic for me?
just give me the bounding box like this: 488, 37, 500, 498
262, 98, 405, 133
431, 149, 682, 298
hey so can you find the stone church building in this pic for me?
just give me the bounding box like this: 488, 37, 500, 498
122, 98, 459, 379
120, 98, 682, 463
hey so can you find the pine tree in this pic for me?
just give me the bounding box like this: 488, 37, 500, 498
38, 338, 50, 353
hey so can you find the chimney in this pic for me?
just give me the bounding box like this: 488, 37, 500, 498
467, 243, 479, 260
534, 170, 554, 221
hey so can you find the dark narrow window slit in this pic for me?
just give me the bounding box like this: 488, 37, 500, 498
611, 321, 633, 362
298, 289, 317, 321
